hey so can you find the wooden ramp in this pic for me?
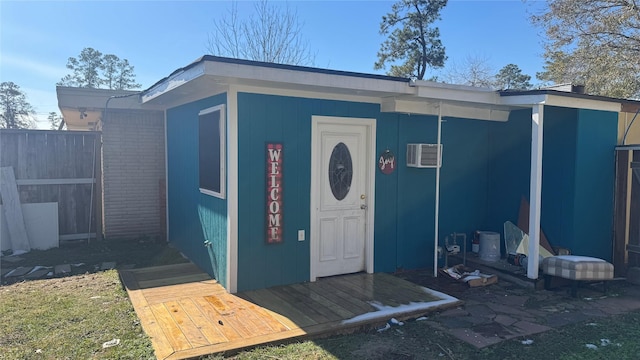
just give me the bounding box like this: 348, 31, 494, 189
120, 263, 461, 360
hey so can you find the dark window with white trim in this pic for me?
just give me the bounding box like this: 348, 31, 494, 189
328, 142, 352, 200
198, 105, 225, 198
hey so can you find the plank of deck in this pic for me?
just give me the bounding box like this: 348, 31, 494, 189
137, 273, 212, 289
313, 278, 377, 314
121, 265, 461, 360
290, 283, 356, 319
150, 302, 192, 352
374, 273, 440, 301
204, 294, 260, 339
142, 282, 225, 305
165, 301, 210, 347
120, 270, 177, 359
219, 293, 284, 336
345, 273, 410, 306
164, 327, 309, 360
137, 304, 176, 359
269, 286, 336, 324
279, 284, 344, 322
232, 296, 292, 332
177, 298, 228, 345
326, 275, 377, 303
241, 288, 317, 328
344, 273, 413, 306
236, 292, 301, 331
130, 263, 201, 278
192, 296, 244, 342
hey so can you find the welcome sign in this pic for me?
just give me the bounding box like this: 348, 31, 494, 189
266, 143, 283, 244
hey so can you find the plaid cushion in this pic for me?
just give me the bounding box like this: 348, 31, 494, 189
542, 255, 614, 281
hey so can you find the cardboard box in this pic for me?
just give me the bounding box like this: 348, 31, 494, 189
462, 273, 498, 287
441, 264, 498, 287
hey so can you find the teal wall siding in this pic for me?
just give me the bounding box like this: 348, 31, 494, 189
486, 109, 531, 234
541, 107, 578, 252
394, 115, 438, 270
373, 113, 400, 272
572, 109, 617, 259
166, 93, 228, 287
484, 107, 617, 260
388, 115, 494, 271
439, 118, 492, 252
235, 93, 495, 288
236, 93, 380, 291
166, 89, 618, 291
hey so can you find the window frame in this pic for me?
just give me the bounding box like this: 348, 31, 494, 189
198, 104, 226, 199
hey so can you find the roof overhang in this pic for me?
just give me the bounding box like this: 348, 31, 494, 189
57, 87, 163, 130
141, 56, 414, 108
380, 97, 513, 121
499, 91, 623, 113
137, 56, 639, 122
382, 81, 520, 121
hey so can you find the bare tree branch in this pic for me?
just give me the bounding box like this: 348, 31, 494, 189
206, 0, 315, 66
531, 0, 640, 97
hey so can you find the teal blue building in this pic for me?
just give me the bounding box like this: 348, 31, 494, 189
142, 56, 634, 293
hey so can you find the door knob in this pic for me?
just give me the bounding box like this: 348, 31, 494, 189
360, 204, 368, 210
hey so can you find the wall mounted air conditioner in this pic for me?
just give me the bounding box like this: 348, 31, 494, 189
406, 143, 442, 168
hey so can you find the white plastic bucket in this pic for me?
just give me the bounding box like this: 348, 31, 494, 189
478, 231, 500, 262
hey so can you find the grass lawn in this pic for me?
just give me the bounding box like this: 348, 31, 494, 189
2, 270, 639, 360
2, 239, 639, 359
0, 270, 155, 359
212, 309, 640, 360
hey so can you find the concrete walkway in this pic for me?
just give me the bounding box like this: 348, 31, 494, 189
399, 271, 640, 348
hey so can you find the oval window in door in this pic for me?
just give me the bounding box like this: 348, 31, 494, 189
328, 142, 353, 200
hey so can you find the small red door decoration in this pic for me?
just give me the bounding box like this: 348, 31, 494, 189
378, 149, 396, 175
266, 143, 283, 243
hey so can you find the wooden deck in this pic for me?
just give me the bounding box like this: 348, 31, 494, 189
120, 263, 461, 360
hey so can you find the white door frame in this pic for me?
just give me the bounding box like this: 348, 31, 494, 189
310, 115, 376, 281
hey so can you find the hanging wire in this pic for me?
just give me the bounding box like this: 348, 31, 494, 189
86, 92, 142, 243
622, 108, 640, 145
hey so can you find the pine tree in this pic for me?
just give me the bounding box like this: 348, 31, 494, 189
375, 0, 448, 80
0, 82, 35, 129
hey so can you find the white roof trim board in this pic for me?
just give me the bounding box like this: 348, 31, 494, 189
64, 56, 634, 122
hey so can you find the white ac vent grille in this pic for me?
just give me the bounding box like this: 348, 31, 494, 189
406, 143, 442, 168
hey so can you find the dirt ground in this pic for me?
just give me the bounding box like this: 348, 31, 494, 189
0, 237, 187, 285
4, 241, 640, 359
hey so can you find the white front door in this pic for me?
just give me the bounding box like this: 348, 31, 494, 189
311, 117, 373, 279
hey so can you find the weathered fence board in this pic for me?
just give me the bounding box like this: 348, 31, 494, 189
614, 149, 630, 274
0, 167, 30, 252
0, 130, 101, 242
614, 147, 640, 272
630, 150, 640, 267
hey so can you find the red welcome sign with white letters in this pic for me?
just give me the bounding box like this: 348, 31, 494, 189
266, 143, 283, 244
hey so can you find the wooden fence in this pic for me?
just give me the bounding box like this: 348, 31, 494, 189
613, 146, 640, 275
0, 129, 102, 242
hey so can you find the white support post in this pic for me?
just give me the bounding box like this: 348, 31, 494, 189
227, 86, 239, 293
528, 104, 544, 279
434, 102, 443, 277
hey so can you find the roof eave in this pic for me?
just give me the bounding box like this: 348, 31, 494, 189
140, 57, 414, 107
500, 92, 622, 112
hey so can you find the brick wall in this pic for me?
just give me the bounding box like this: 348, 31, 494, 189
102, 110, 166, 239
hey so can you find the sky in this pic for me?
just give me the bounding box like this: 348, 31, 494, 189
0, 0, 547, 129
